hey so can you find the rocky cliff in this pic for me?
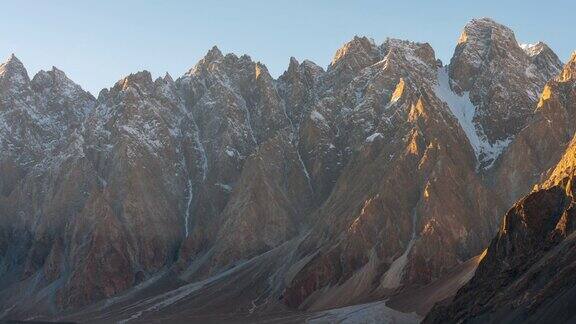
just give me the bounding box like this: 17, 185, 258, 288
425, 52, 576, 324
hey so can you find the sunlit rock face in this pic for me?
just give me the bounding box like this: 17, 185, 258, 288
425, 181, 576, 323
449, 18, 562, 167
425, 149, 576, 324
0, 18, 572, 322
281, 38, 502, 311
494, 52, 576, 207
425, 56, 576, 324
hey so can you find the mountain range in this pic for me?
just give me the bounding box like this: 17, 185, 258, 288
0, 17, 574, 323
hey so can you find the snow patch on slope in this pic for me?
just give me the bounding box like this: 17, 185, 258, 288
519, 43, 537, 51
365, 132, 383, 143
433, 67, 511, 169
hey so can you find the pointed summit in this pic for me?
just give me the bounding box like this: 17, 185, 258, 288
457, 17, 517, 51
7, 53, 22, 64
522, 42, 563, 77
186, 45, 225, 76
163, 72, 174, 83
0, 53, 24, 71
459, 17, 516, 42
450, 18, 522, 91
330, 36, 379, 68
559, 51, 576, 82
205, 45, 224, 62
520, 41, 559, 61
279, 56, 323, 89
466, 17, 505, 28
289, 56, 299, 65
301, 59, 323, 73
51, 65, 65, 73
325, 36, 381, 88
0, 53, 30, 86
279, 57, 300, 82
31, 66, 88, 97
116, 70, 154, 92
254, 62, 272, 80
521, 41, 548, 57
49, 66, 70, 82
448, 17, 561, 146
284, 56, 323, 77
287, 56, 299, 72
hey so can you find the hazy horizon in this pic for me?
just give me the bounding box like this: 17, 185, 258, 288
3, 0, 574, 94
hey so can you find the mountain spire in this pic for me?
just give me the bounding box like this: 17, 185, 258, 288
0, 53, 30, 86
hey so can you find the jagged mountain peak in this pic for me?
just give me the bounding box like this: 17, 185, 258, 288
32, 66, 73, 86
115, 70, 154, 92
522, 41, 563, 78
559, 51, 576, 81
185, 46, 259, 81
382, 37, 430, 49
459, 17, 515, 41
288, 56, 299, 68
30, 67, 95, 106
453, 17, 519, 63
301, 59, 322, 70
254, 62, 273, 82
284, 56, 323, 76
0, 53, 30, 85
185, 46, 225, 76
163, 71, 174, 83
49, 66, 71, 80
204, 45, 224, 62
329, 35, 380, 69
154, 72, 177, 95
467, 17, 507, 27
278, 56, 324, 107
381, 38, 438, 69
540, 135, 576, 191
447, 17, 562, 147
454, 19, 561, 76
451, 18, 519, 79
520, 41, 548, 56
3, 53, 24, 67
285, 56, 302, 76
322, 35, 383, 88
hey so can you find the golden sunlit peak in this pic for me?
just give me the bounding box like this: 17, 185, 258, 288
457, 31, 468, 45
331, 36, 373, 65
254, 63, 267, 80
558, 51, 576, 82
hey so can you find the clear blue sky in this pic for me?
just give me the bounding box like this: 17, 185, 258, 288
2, 0, 574, 94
